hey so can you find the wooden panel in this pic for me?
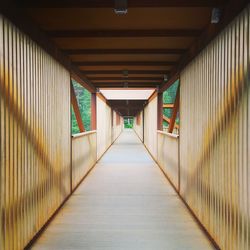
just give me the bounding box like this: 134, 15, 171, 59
157, 131, 179, 190
71, 131, 97, 189
70, 54, 181, 62
112, 112, 123, 142
96, 95, 112, 159
134, 111, 143, 141
53, 37, 194, 49
144, 95, 158, 159
47, 29, 202, 38
180, 6, 250, 250
25, 7, 212, 30
0, 15, 71, 250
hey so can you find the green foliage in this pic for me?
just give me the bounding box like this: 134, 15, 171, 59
163, 80, 180, 129
124, 117, 134, 128
71, 80, 91, 134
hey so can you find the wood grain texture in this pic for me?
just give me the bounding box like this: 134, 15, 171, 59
31, 130, 214, 250
157, 131, 179, 190
72, 132, 97, 189
0, 15, 71, 250
180, 6, 250, 249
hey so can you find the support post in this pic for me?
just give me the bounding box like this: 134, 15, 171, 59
157, 92, 163, 130
168, 85, 180, 133
71, 81, 85, 132
91, 93, 97, 130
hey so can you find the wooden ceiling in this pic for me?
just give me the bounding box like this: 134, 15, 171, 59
108, 100, 148, 116
13, 0, 231, 90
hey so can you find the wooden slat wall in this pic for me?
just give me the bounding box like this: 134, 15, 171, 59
0, 15, 71, 250
134, 111, 143, 141
112, 110, 123, 142
144, 96, 158, 159
180, 6, 250, 250
157, 131, 179, 190
96, 96, 112, 159
71, 131, 97, 189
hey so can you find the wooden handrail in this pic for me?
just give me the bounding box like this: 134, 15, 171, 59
157, 130, 179, 139
72, 130, 97, 139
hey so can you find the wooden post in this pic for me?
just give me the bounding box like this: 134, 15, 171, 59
157, 92, 163, 130
91, 93, 97, 130
71, 81, 85, 132
168, 85, 180, 133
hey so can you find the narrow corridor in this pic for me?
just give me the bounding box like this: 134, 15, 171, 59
32, 130, 214, 250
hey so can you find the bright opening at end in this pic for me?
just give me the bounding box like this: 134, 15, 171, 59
100, 88, 155, 100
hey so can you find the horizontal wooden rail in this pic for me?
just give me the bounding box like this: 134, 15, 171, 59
72, 130, 97, 139
157, 130, 179, 138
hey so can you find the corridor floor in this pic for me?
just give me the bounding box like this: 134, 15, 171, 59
32, 130, 214, 250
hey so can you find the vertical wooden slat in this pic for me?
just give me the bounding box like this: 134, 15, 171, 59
179, 5, 250, 250
0, 15, 71, 250
0, 14, 4, 250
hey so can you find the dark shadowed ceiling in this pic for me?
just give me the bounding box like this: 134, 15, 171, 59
7, 0, 232, 90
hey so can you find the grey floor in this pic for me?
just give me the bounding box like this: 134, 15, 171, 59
32, 130, 214, 250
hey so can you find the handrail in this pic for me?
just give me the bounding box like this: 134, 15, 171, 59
72, 130, 97, 139
157, 130, 179, 139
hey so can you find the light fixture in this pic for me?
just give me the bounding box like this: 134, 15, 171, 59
211, 8, 221, 24
123, 69, 129, 77
164, 74, 168, 82
114, 0, 128, 15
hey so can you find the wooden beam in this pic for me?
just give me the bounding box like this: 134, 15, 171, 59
163, 115, 179, 129
46, 29, 201, 38
160, 0, 249, 92
71, 81, 85, 132
157, 93, 163, 130
160, 72, 179, 93
91, 93, 97, 130
1, 4, 96, 93
63, 49, 186, 55
95, 82, 160, 88
75, 61, 176, 66
110, 106, 144, 110
83, 70, 170, 75
168, 85, 180, 133
19, 0, 227, 8
163, 103, 174, 108
90, 77, 163, 81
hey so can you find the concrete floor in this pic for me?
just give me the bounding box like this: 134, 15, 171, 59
31, 130, 214, 250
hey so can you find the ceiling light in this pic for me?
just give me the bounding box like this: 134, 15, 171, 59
164, 74, 168, 82
211, 8, 221, 24
123, 69, 129, 77
114, 0, 128, 15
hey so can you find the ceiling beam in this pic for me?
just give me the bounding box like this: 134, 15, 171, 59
63, 49, 186, 55
75, 61, 176, 66
163, 103, 174, 108
18, 0, 227, 8
47, 29, 201, 38
1, 3, 96, 93
95, 82, 160, 88
90, 77, 163, 81
83, 70, 170, 75
160, 0, 249, 92
110, 106, 145, 109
